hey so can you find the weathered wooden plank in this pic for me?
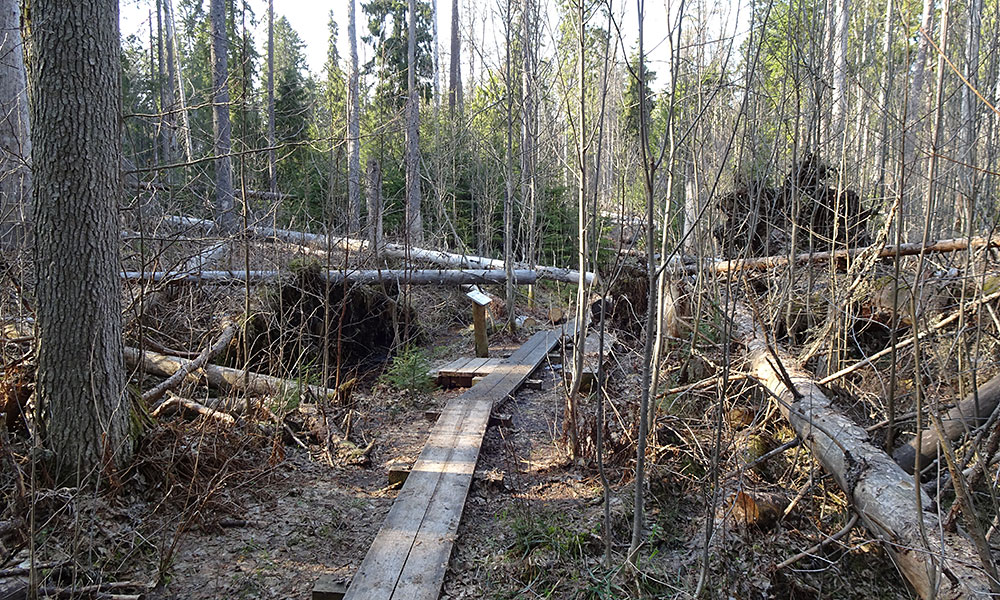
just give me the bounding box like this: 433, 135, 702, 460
341, 323, 571, 600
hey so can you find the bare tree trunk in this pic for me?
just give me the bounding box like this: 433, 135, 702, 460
830, 0, 849, 156
959, 0, 982, 229
448, 0, 462, 113
31, 0, 130, 482
405, 0, 423, 243
155, 0, 169, 166
0, 0, 30, 247
503, 0, 516, 331
348, 0, 361, 234
366, 158, 384, 250
164, 0, 192, 164
521, 0, 536, 269
210, 0, 235, 230
629, 0, 658, 564
266, 0, 276, 196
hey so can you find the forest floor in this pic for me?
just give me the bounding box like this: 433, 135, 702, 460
0, 264, 935, 599
141, 324, 909, 600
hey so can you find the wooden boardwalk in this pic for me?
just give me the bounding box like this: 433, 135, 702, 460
430, 356, 503, 388
341, 324, 570, 600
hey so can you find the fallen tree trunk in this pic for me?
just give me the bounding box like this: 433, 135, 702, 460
121, 268, 539, 286
733, 301, 996, 598
151, 394, 237, 425
894, 372, 1000, 474
670, 236, 1000, 276
142, 320, 238, 406
124, 347, 345, 401
160, 215, 595, 284
130, 179, 289, 202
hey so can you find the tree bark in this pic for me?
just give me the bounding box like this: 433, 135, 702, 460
733, 302, 995, 598
405, 0, 423, 243
830, 0, 849, 156
142, 320, 238, 405
0, 0, 30, 247
31, 0, 130, 482
210, 0, 235, 230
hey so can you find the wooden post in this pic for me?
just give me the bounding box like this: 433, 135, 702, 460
467, 287, 491, 358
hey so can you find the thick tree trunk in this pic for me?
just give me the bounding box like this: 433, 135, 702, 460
448, 0, 462, 113
405, 0, 423, 243
347, 0, 361, 234
209, 0, 235, 230
0, 0, 30, 247
31, 0, 131, 482
266, 0, 276, 196
733, 302, 995, 599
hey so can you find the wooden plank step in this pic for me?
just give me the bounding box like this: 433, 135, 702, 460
341, 322, 573, 600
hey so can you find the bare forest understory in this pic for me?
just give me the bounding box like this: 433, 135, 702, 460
3, 201, 1000, 599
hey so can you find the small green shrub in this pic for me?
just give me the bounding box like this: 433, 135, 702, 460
380, 345, 436, 395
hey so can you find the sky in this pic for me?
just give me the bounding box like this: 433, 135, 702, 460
120, 0, 749, 91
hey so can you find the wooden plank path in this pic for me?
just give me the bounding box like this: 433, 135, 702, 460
430, 356, 503, 388
341, 323, 572, 600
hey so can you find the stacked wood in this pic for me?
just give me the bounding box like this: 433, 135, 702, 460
733, 301, 995, 598
160, 215, 596, 285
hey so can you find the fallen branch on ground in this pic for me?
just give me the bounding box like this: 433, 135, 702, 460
143, 320, 238, 406
121, 268, 539, 286
124, 347, 349, 401
733, 300, 996, 598
161, 215, 596, 285
668, 235, 1000, 276
151, 394, 238, 426
894, 372, 1000, 474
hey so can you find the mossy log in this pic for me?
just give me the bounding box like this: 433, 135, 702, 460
733, 301, 996, 598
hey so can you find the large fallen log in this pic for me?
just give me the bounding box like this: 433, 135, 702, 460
733, 301, 996, 598
670, 236, 1000, 276
121, 268, 539, 286
160, 215, 596, 285
124, 347, 344, 400
894, 372, 1000, 474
